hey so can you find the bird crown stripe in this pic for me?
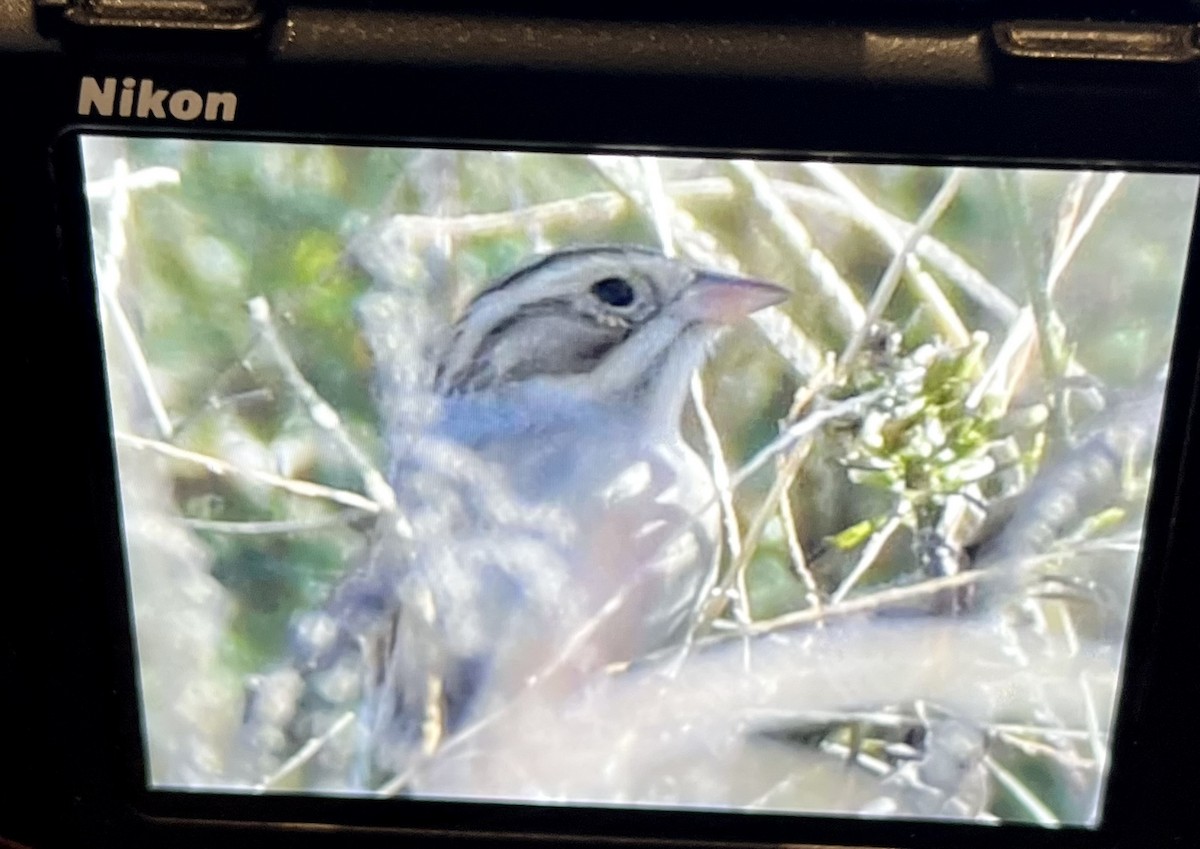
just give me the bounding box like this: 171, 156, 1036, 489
483, 244, 664, 296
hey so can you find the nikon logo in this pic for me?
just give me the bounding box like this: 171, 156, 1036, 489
78, 77, 237, 122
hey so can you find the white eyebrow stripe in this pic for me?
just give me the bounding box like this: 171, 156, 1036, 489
437, 248, 693, 393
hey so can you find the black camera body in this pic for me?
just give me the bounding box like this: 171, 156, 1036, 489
5, 4, 1200, 849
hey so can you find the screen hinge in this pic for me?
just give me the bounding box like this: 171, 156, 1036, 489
36, 0, 264, 34
994, 19, 1200, 63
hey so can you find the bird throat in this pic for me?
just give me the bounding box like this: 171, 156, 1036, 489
599, 322, 716, 432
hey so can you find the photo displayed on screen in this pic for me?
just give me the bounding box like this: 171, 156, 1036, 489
79, 136, 1197, 826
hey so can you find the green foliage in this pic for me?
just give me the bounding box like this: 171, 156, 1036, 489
839, 333, 999, 499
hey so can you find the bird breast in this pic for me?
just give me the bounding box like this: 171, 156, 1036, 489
434, 387, 718, 674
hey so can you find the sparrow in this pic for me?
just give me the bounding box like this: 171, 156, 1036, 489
430, 246, 788, 666
243, 245, 788, 790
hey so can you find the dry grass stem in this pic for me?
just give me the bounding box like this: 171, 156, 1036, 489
181, 515, 356, 535
732, 390, 883, 488
741, 569, 994, 636
830, 510, 907, 604
379, 193, 625, 240
86, 164, 180, 198
248, 296, 397, 511
116, 432, 383, 514
966, 306, 1037, 412
839, 169, 968, 370
638, 155, 677, 256
691, 374, 750, 625
803, 163, 970, 347
670, 175, 1019, 323
984, 755, 1061, 826
255, 710, 356, 791
1048, 173, 1125, 295
730, 160, 866, 335
1080, 674, 1106, 780
96, 156, 174, 439
778, 478, 823, 614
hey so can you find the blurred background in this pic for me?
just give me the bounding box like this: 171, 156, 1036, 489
81, 136, 1197, 824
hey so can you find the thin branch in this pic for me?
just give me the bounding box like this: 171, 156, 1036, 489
620, 155, 750, 627
181, 514, 356, 535
115, 432, 382, 514
1051, 173, 1090, 276
247, 297, 397, 511
839, 169, 967, 370
685, 486, 772, 635
670, 175, 1019, 323
364, 175, 1016, 326
686, 394, 873, 636
995, 732, 1096, 771
993, 723, 1104, 742
1079, 674, 1107, 782
778, 478, 823, 615
737, 530, 1136, 640
95, 156, 174, 439
803, 163, 970, 347
769, 180, 1019, 323
691, 374, 750, 626
86, 165, 180, 198
729, 160, 866, 336
732, 389, 884, 488
639, 156, 676, 256
255, 710, 356, 791
380, 185, 612, 240
592, 155, 728, 272
677, 382, 873, 634
1054, 598, 1082, 658
965, 306, 1037, 413
741, 569, 994, 636
744, 706, 918, 728
504, 150, 552, 253
829, 509, 907, 604
988, 172, 1124, 428
101, 291, 174, 439
749, 308, 826, 379
1048, 173, 1126, 296
1045, 175, 1125, 399
984, 755, 1061, 826
1028, 174, 1081, 444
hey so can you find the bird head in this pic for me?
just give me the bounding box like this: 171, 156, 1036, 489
434, 246, 788, 425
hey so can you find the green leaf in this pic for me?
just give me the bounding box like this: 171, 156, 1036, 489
831, 519, 875, 551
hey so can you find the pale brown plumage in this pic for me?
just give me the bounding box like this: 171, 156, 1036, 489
243, 246, 788, 790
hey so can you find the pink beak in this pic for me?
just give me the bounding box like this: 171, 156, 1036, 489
677, 272, 790, 324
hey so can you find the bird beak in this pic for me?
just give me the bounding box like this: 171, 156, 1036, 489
679, 272, 790, 324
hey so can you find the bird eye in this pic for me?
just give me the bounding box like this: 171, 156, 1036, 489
591, 277, 636, 308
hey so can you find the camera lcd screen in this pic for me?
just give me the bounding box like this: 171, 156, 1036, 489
79, 135, 1198, 828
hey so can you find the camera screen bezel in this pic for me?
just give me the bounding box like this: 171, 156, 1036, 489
26, 48, 1200, 849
